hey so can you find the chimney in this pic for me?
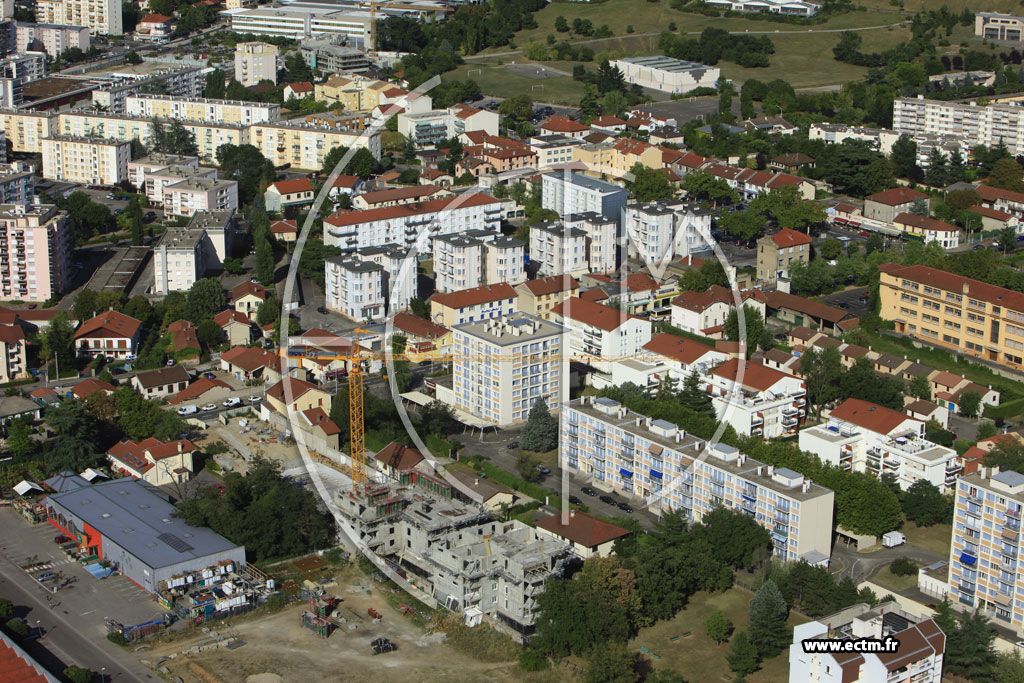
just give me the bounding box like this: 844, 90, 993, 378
570, 510, 575, 518
803, 480, 811, 493
474, 479, 479, 486
757, 465, 763, 476
635, 417, 641, 427
178, 442, 183, 453
768, 465, 775, 476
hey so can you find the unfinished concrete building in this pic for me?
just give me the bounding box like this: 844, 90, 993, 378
337, 473, 570, 635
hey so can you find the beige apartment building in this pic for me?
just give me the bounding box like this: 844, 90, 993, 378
313, 74, 392, 112
235, 42, 280, 87
879, 262, 1024, 369
0, 323, 27, 382
162, 177, 239, 218
37, 0, 122, 35
0, 204, 71, 303
248, 121, 381, 169
125, 95, 281, 125
41, 135, 129, 186
756, 227, 813, 283
0, 109, 54, 153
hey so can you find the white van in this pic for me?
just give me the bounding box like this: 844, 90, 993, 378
176, 405, 199, 416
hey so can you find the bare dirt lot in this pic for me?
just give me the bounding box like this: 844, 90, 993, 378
145, 567, 524, 683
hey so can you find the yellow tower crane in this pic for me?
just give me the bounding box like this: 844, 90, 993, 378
347, 331, 367, 484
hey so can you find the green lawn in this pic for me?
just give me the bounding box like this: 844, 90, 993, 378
630, 587, 808, 682
901, 519, 953, 558
870, 565, 920, 593
451, 61, 589, 106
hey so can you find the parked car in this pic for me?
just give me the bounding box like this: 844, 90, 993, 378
507, 441, 519, 450
536, 465, 551, 475
36, 571, 57, 582
223, 397, 241, 408
204, 371, 216, 379
202, 403, 217, 412
54, 535, 71, 544
582, 486, 597, 496
166, 359, 176, 366
177, 405, 199, 416
125, 353, 137, 361
248, 395, 261, 403
569, 495, 582, 505
617, 502, 634, 513
599, 495, 616, 505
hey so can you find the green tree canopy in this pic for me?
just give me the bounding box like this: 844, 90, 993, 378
748, 580, 790, 659
521, 397, 558, 452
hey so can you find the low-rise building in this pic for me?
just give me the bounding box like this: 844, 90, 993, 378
756, 228, 812, 283
73, 310, 141, 360
863, 187, 930, 224
135, 13, 175, 41
162, 177, 239, 218
535, 511, 631, 559
264, 178, 315, 212
610, 56, 720, 94
0, 322, 26, 382
893, 213, 960, 249
107, 437, 196, 486
219, 345, 280, 384
515, 275, 580, 321
706, 359, 807, 438
551, 297, 652, 372
131, 365, 191, 400
213, 309, 253, 347
231, 281, 267, 321
428, 283, 518, 328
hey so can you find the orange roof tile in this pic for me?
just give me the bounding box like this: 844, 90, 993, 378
521, 274, 579, 297
831, 398, 917, 435
536, 511, 631, 547
73, 310, 141, 340
551, 297, 640, 332
374, 441, 424, 470
865, 187, 928, 206
429, 283, 516, 309
770, 228, 812, 248
326, 192, 499, 229
270, 178, 313, 194
643, 333, 717, 364
710, 359, 794, 392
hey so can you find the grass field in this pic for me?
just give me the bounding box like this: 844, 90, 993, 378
902, 519, 954, 557
452, 61, 590, 106
630, 587, 809, 682
871, 564, 920, 592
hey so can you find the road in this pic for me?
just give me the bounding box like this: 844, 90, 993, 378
830, 538, 945, 585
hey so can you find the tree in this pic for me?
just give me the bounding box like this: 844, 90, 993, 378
204, 69, 227, 99
946, 610, 997, 680
748, 580, 789, 658
582, 645, 637, 683
256, 236, 275, 286
627, 163, 675, 202
410, 297, 429, 320
799, 346, 842, 418
555, 15, 569, 32
419, 400, 455, 437
865, 233, 884, 255
499, 94, 534, 122
126, 51, 142, 65
990, 158, 1024, 193
1000, 226, 1018, 254
679, 259, 728, 292
184, 278, 226, 323
695, 507, 771, 571
6, 417, 35, 457
903, 479, 953, 526
680, 369, 715, 418
959, 390, 982, 418
63, 666, 96, 683
150, 119, 198, 156
923, 148, 949, 188
126, 195, 144, 245
704, 611, 734, 646
945, 189, 981, 213
820, 237, 842, 260
724, 305, 771, 358
196, 319, 222, 348
0, 598, 12, 621
216, 144, 275, 206
726, 631, 760, 678
5, 618, 28, 640
890, 134, 921, 181
521, 397, 558, 452
46, 399, 100, 471
907, 374, 932, 400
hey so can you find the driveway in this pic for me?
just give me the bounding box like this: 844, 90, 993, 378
829, 538, 946, 584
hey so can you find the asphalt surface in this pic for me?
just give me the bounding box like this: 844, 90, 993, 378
821, 287, 870, 319
829, 537, 946, 585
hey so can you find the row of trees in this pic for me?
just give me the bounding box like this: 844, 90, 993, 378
659, 27, 775, 68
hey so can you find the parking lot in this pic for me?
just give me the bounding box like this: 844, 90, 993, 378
822, 286, 870, 319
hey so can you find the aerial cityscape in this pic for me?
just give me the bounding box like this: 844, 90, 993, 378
6, 0, 1024, 681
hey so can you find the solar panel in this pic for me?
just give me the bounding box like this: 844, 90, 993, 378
158, 532, 194, 553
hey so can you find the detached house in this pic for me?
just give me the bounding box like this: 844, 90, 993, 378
231, 280, 268, 321
264, 178, 315, 212
73, 311, 142, 360
106, 437, 196, 486
213, 308, 253, 346
131, 365, 190, 400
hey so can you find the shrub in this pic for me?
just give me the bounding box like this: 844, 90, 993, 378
106, 631, 128, 646
519, 648, 550, 671
890, 557, 919, 576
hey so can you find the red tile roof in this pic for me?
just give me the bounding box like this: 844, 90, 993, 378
72, 378, 115, 399
357, 184, 442, 205
865, 187, 928, 206
521, 274, 580, 297
770, 228, 812, 248
221, 346, 279, 372
0, 323, 24, 344
326, 192, 499, 228
875, 619, 945, 672
643, 333, 717, 364
302, 407, 340, 436
894, 213, 958, 233
374, 441, 424, 471
551, 297, 641, 332
231, 281, 267, 301
879, 262, 1024, 313
286, 81, 314, 93
429, 283, 516, 309
591, 115, 626, 127
269, 178, 313, 194
977, 183, 1024, 205
540, 115, 588, 133
140, 13, 173, 23
73, 311, 141, 340
389, 312, 449, 340
579, 288, 609, 302
267, 376, 323, 403
625, 273, 659, 292
214, 309, 251, 327
536, 511, 631, 547
968, 204, 1013, 221
765, 290, 853, 325
831, 398, 917, 435
167, 377, 231, 405
0, 636, 52, 683
168, 319, 199, 351
453, 104, 485, 119
107, 437, 194, 474
270, 219, 298, 235
710, 359, 794, 392
331, 174, 361, 189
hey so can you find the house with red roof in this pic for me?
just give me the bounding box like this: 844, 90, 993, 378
131, 365, 190, 400
536, 510, 631, 559
71, 377, 115, 400
642, 332, 729, 380
167, 319, 200, 356
264, 178, 315, 212
976, 183, 1024, 219
863, 187, 930, 223
968, 203, 1019, 232
589, 115, 627, 133
352, 184, 447, 210
670, 285, 765, 339
231, 280, 268, 321
756, 227, 813, 284
298, 407, 342, 450
219, 346, 281, 383
214, 309, 254, 346
893, 213, 960, 249
373, 442, 425, 480
327, 174, 364, 201
283, 82, 314, 101
765, 290, 859, 336
388, 312, 452, 360
514, 275, 580, 320
136, 13, 175, 41
73, 311, 142, 360
538, 115, 589, 138
263, 376, 329, 418
269, 219, 298, 243
107, 437, 196, 486
705, 359, 806, 437
551, 297, 652, 372
428, 283, 518, 328
799, 397, 960, 491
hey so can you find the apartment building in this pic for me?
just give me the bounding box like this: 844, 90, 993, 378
562, 396, 834, 563
299, 38, 370, 74
349, 243, 414, 315
142, 165, 218, 207
0, 322, 26, 382
0, 204, 70, 302
671, 285, 761, 337
429, 283, 518, 329
162, 177, 238, 218
551, 297, 652, 372
37, 0, 122, 35
90, 66, 206, 114
127, 153, 198, 189
397, 105, 499, 147
324, 193, 502, 252
15, 23, 90, 59
790, 602, 946, 683
949, 468, 1024, 634
976, 12, 1024, 42
335, 475, 569, 635
74, 310, 142, 359
893, 213, 960, 249
756, 227, 812, 283
705, 359, 806, 438
0, 109, 52, 153
623, 200, 714, 266
452, 313, 566, 426
641, 332, 729, 382
433, 230, 524, 293
222, 6, 372, 44
0, 161, 34, 206
529, 221, 588, 278
514, 275, 580, 321
864, 187, 931, 224
154, 210, 239, 294
248, 121, 380, 170
878, 262, 1024, 369
125, 95, 280, 126
800, 398, 961, 491
572, 137, 662, 179
40, 136, 129, 186
570, 212, 618, 274
235, 42, 280, 87
325, 256, 385, 322
529, 135, 586, 168
541, 172, 628, 224
313, 74, 392, 112
894, 94, 1024, 155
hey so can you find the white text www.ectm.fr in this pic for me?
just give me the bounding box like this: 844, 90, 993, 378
802, 637, 900, 654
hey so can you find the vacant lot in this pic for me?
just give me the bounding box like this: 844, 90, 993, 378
630, 587, 809, 682
871, 564, 920, 593
901, 519, 953, 558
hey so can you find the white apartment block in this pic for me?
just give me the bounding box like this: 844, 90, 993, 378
234, 42, 280, 87
248, 121, 381, 169
0, 204, 71, 303
530, 221, 587, 278
542, 172, 628, 226
398, 105, 499, 147
562, 396, 835, 564
705, 359, 806, 438
143, 165, 218, 206
152, 209, 235, 295
808, 122, 885, 150
529, 135, 586, 168
433, 230, 525, 293
705, 0, 819, 15
610, 56, 720, 95
949, 468, 1024, 634
324, 193, 503, 252
162, 177, 239, 218
976, 12, 1024, 42
221, 6, 372, 44
127, 153, 199, 189
623, 200, 714, 265
125, 95, 281, 125
0, 161, 34, 206
0, 51, 46, 83
790, 602, 946, 683
567, 212, 618, 274
452, 313, 567, 426
352, 244, 414, 314
91, 67, 206, 114
41, 136, 129, 186
551, 297, 652, 372
15, 23, 90, 59
325, 256, 385, 322
799, 398, 961, 492
894, 95, 1024, 156
37, 0, 122, 36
